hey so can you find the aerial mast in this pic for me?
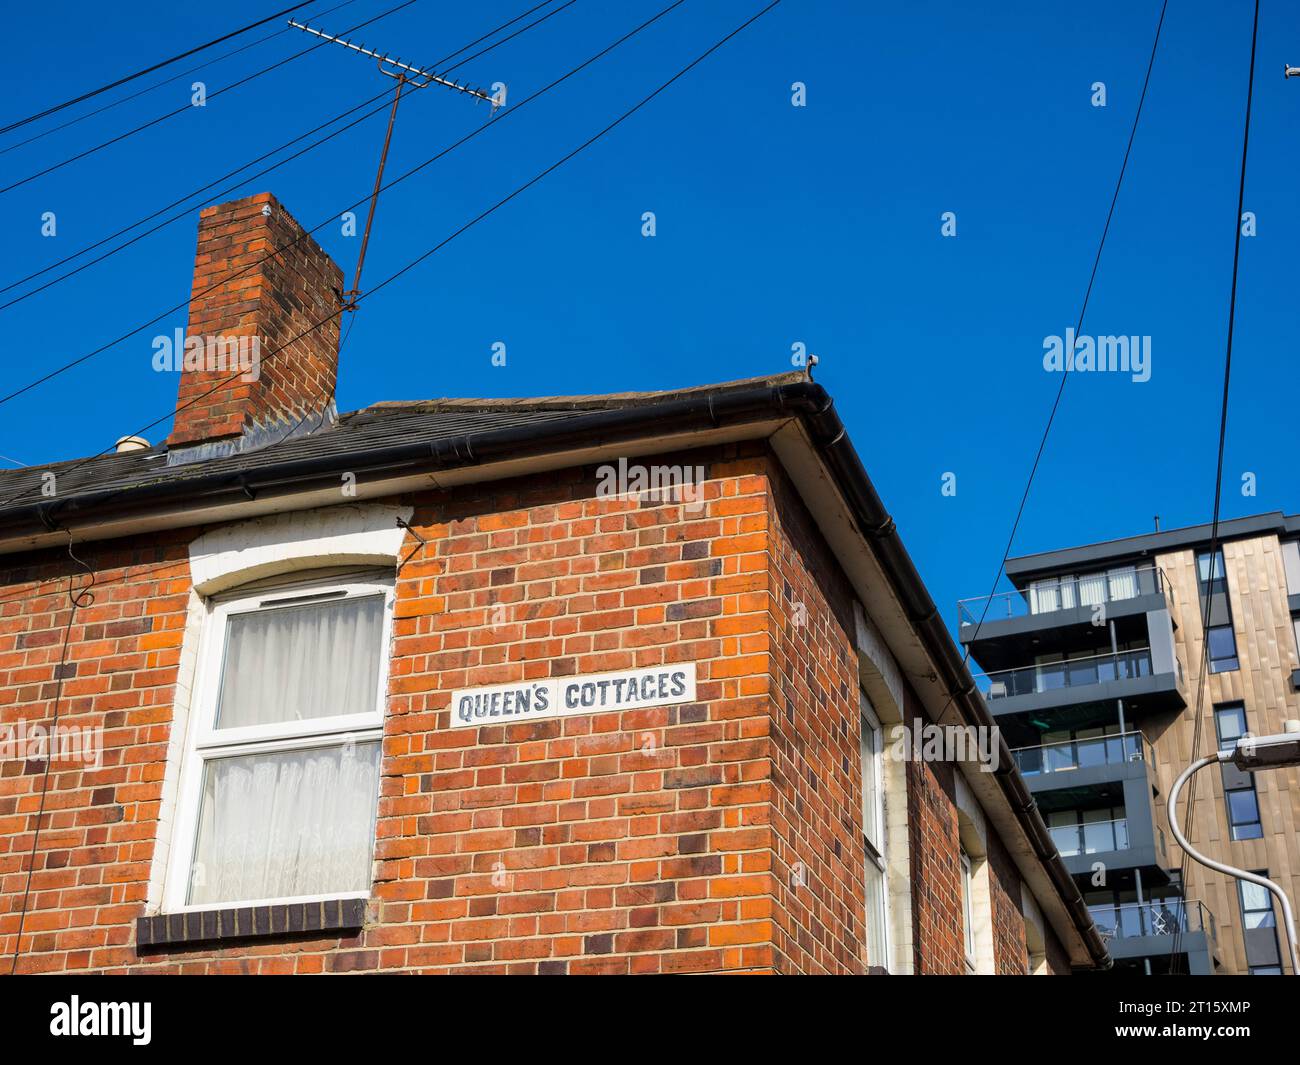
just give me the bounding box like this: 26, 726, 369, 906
288, 19, 501, 309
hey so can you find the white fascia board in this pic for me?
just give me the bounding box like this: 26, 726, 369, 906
768, 419, 1094, 967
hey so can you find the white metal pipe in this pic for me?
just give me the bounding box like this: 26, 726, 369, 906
1167, 752, 1299, 974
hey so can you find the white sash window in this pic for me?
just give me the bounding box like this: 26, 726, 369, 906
164, 572, 392, 911
860, 693, 890, 970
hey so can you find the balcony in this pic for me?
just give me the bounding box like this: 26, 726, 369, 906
1088, 900, 1221, 974
1015, 730, 1148, 778
958, 565, 1174, 631
971, 648, 1187, 720
1050, 806, 1175, 884
1050, 816, 1130, 859
1014, 731, 1165, 872
957, 566, 1179, 673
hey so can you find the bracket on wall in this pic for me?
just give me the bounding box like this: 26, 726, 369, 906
395, 516, 427, 573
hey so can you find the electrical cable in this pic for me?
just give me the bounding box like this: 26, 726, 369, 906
943, 0, 1168, 701
0, 1, 319, 137
0, 0, 572, 310
0, 546, 191, 612
0, 0, 777, 515
5, 535, 96, 975
0, 0, 364, 159
0, 0, 676, 417
1168, 0, 1258, 975
0, 0, 427, 197
0, 87, 402, 305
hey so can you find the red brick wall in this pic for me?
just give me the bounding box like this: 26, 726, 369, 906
904, 707, 967, 974
0, 536, 192, 972
0, 442, 1069, 974
374, 446, 776, 974
988, 832, 1029, 975
765, 461, 866, 974
2, 445, 780, 972
903, 702, 1071, 975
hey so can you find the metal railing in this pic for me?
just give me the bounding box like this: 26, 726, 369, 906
973, 648, 1153, 701
958, 565, 1173, 628
1088, 899, 1217, 943
1050, 816, 1129, 857
1013, 731, 1149, 777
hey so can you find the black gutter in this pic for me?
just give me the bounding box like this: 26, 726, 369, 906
0, 385, 797, 538
0, 378, 1109, 967
792, 383, 1111, 970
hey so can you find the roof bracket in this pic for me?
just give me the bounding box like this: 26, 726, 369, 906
865, 515, 895, 539
430, 436, 477, 466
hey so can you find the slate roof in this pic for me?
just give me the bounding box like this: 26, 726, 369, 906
0, 373, 804, 524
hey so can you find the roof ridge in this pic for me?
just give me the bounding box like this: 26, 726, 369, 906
349, 372, 809, 417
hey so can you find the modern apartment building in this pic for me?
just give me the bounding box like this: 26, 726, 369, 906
959, 513, 1300, 975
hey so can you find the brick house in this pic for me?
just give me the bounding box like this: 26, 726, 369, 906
0, 193, 1107, 974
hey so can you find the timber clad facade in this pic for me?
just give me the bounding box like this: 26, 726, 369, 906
0, 193, 1101, 975
1156, 530, 1300, 975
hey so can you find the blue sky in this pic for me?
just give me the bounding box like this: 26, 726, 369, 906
0, 0, 1296, 638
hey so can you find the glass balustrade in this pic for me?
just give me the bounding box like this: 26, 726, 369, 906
1050, 817, 1129, 857
974, 649, 1153, 701
1014, 731, 1149, 777
1087, 900, 1216, 942
958, 566, 1173, 627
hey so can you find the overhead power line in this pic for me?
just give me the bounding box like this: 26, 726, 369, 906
949, 0, 1169, 679
0, 0, 781, 514
0, 1, 319, 137
0, 87, 402, 305
0, 0, 426, 197
0, 0, 573, 310
0, 0, 676, 414
0, 0, 365, 159
5, 536, 94, 976
1168, 0, 1258, 975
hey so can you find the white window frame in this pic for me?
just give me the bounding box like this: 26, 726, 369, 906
1283, 541, 1300, 597
860, 693, 890, 969
961, 849, 976, 973
161, 571, 393, 913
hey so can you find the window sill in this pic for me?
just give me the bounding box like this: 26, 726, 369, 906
136, 897, 366, 949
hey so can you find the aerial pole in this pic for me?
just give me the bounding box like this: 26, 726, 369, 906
288, 19, 501, 309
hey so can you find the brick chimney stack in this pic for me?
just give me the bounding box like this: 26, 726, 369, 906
166, 193, 344, 449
